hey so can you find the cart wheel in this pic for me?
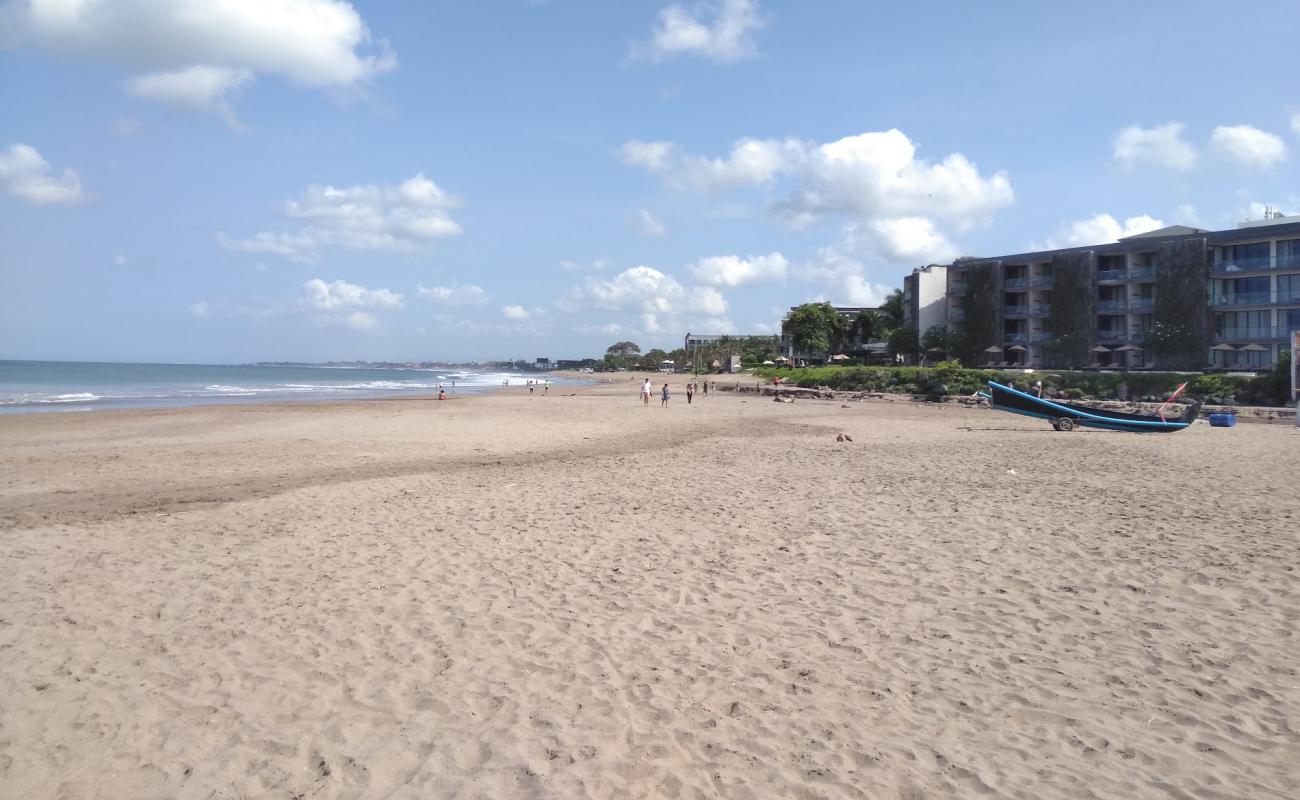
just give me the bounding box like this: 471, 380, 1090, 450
1054, 417, 1074, 432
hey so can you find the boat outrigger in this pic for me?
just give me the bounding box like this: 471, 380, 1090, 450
984, 380, 1200, 433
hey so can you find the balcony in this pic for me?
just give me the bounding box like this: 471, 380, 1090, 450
1097, 330, 1130, 343
1029, 304, 1051, 316
1003, 305, 1029, 316
1004, 277, 1028, 289
1097, 299, 1128, 312
1128, 267, 1156, 281
1213, 326, 1286, 341
1003, 333, 1028, 343
947, 308, 966, 322
1128, 298, 1154, 311
1097, 269, 1126, 282
949, 284, 967, 296
1029, 275, 1054, 288
1278, 289, 1300, 303
1211, 291, 1274, 306
1276, 253, 1300, 270
1212, 255, 1273, 273
1030, 332, 1053, 343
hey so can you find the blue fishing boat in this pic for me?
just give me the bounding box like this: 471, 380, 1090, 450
985, 380, 1199, 433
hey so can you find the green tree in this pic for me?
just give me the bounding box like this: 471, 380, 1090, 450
642, 348, 668, 368
881, 289, 906, 331
782, 302, 845, 357
888, 326, 920, 360
848, 310, 879, 347
921, 324, 956, 353
605, 341, 641, 358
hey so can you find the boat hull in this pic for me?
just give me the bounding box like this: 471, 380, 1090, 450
986, 381, 1195, 433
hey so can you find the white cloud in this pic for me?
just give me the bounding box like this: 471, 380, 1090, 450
1039, 213, 1164, 250
112, 254, 127, 266
866, 217, 958, 264
632, 0, 764, 64
637, 208, 667, 237
561, 265, 728, 334
842, 275, 891, 307
125, 65, 253, 128
501, 304, 530, 320
622, 129, 1013, 245
0, 142, 86, 205
560, 258, 608, 272
797, 234, 894, 308
690, 252, 787, 287
1112, 123, 1196, 171
302, 278, 404, 311
222, 173, 461, 261
0, 0, 395, 118
1210, 125, 1287, 168
189, 301, 210, 319
418, 283, 488, 305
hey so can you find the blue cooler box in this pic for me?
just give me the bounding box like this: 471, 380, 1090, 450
1209, 413, 1236, 427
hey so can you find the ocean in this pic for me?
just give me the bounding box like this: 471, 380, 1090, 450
0, 360, 579, 414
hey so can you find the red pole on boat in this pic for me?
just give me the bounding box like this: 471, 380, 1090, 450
1155, 381, 1189, 421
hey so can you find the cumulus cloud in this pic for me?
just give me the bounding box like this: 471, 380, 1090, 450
631, 0, 764, 64
796, 233, 896, 308
621, 129, 1012, 260
0, 142, 86, 205
125, 65, 253, 128
222, 173, 461, 262
418, 283, 488, 305
637, 208, 667, 237
1039, 213, 1164, 250
0, 0, 395, 119
866, 217, 958, 264
302, 278, 403, 310
1211, 125, 1287, 168
560, 265, 729, 334
690, 252, 787, 287
501, 304, 530, 320
1112, 122, 1196, 171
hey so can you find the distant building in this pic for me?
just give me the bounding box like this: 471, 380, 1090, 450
683, 332, 772, 351
911, 213, 1300, 371
778, 305, 888, 364
902, 264, 949, 341
534, 357, 551, 370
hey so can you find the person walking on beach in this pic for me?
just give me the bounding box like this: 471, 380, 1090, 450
641, 378, 652, 406
686, 381, 694, 404
661, 383, 670, 407
702, 379, 708, 397
543, 380, 548, 395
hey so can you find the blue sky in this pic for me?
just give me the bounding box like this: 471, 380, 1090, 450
2, 0, 1298, 363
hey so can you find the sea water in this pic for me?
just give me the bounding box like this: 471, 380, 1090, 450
0, 360, 578, 414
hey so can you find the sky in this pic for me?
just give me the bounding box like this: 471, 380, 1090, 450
2, 0, 1299, 364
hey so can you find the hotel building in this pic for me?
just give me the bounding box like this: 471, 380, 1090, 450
910, 214, 1300, 371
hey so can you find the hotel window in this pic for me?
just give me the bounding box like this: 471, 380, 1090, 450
1286, 308, 1300, 330
1278, 239, 1300, 267
1278, 273, 1300, 303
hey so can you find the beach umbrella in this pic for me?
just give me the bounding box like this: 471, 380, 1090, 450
926, 346, 946, 353
1090, 345, 1111, 353
762, 360, 775, 365
1008, 345, 1027, 351
1115, 344, 1142, 352
829, 353, 850, 361
711, 359, 723, 368
984, 345, 1003, 354
773, 355, 791, 363
1209, 343, 1237, 351
1240, 343, 1269, 351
